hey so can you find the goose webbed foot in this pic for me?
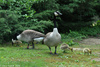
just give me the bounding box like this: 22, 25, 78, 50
27, 43, 30, 49
27, 46, 29, 49
54, 52, 58, 55
50, 51, 53, 54
32, 47, 35, 49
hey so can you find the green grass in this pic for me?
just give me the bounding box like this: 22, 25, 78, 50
0, 43, 100, 67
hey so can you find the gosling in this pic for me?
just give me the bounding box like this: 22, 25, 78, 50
12, 39, 22, 46
83, 48, 92, 55
60, 43, 73, 53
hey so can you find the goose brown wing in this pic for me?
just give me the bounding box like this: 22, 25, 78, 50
46, 32, 52, 36
21, 30, 45, 38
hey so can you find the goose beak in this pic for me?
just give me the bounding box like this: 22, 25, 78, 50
54, 11, 62, 16
56, 11, 62, 15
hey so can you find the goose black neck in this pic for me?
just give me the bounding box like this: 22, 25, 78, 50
53, 16, 57, 28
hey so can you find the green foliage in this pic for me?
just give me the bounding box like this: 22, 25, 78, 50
33, 0, 59, 12
0, 10, 21, 43
0, 0, 36, 20
20, 19, 53, 33
96, 20, 100, 26
0, 0, 55, 43
61, 31, 86, 42
33, 10, 55, 20
67, 40, 79, 46
0, 0, 100, 43
58, 0, 98, 32
79, 26, 100, 36
61, 31, 86, 46
92, 60, 96, 64
8, 0, 36, 20
0, 9, 53, 43
68, 30, 86, 39
94, 0, 100, 16
34, 20, 53, 32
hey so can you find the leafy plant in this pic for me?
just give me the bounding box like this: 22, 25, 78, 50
67, 40, 79, 46
0, 0, 100, 44
79, 26, 100, 36
96, 20, 100, 26
92, 60, 96, 64
0, 10, 21, 43
61, 30, 86, 43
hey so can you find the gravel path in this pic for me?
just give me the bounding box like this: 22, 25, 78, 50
79, 38, 100, 45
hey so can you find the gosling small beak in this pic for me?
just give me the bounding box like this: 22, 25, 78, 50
71, 50, 73, 52
71, 48, 73, 52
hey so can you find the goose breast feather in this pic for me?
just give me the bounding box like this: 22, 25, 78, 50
44, 32, 61, 47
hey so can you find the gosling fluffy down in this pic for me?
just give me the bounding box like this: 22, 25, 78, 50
83, 48, 92, 55
12, 39, 22, 46
60, 43, 73, 52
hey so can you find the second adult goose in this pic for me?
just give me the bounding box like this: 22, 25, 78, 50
44, 11, 62, 54
17, 29, 45, 49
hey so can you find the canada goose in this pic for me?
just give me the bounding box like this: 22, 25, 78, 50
60, 43, 73, 53
44, 11, 62, 54
83, 48, 92, 55
17, 29, 45, 49
12, 39, 22, 46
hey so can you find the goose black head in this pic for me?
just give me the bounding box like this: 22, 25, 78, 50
54, 11, 62, 16
53, 11, 62, 28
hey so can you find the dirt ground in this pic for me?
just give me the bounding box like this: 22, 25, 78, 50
75, 37, 100, 62
78, 37, 100, 45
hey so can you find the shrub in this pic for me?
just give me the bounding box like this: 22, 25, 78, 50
79, 26, 100, 36
68, 30, 86, 39
0, 10, 21, 43
61, 31, 86, 46
61, 30, 86, 41
67, 40, 79, 46
97, 20, 100, 26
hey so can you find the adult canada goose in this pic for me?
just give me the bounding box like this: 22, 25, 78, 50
44, 11, 62, 54
17, 29, 45, 49
60, 43, 73, 53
